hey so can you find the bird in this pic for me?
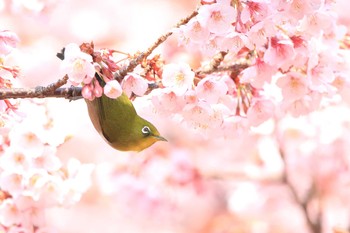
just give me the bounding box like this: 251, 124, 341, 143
85, 92, 167, 152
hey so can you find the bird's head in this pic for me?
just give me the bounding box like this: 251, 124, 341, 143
127, 116, 167, 152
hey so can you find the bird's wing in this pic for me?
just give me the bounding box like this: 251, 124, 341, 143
86, 93, 137, 143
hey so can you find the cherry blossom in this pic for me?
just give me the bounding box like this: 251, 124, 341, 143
121, 73, 148, 97
161, 63, 194, 95
2, 0, 350, 232
276, 71, 308, 102
104, 80, 123, 99
0, 199, 22, 227
197, 0, 236, 35
247, 99, 275, 127
240, 58, 275, 89
264, 36, 296, 68
0, 30, 20, 56
151, 88, 186, 115
195, 75, 228, 104
240, 0, 270, 24
60, 43, 95, 86
180, 18, 210, 43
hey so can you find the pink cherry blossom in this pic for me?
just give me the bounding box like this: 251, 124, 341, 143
216, 32, 249, 53
39, 177, 66, 207
200, 36, 221, 57
0, 30, 20, 56
104, 80, 122, 99
197, 0, 236, 35
180, 18, 210, 43
60, 43, 95, 86
121, 73, 148, 97
240, 58, 275, 89
2, 1, 350, 232
81, 83, 94, 101
62, 158, 94, 205
307, 64, 336, 92
240, 0, 270, 24
222, 115, 249, 137
276, 71, 308, 102
182, 101, 213, 133
184, 90, 199, 105
282, 91, 321, 117
162, 63, 194, 95
32, 146, 61, 172
8, 128, 45, 159
247, 19, 276, 49
22, 207, 45, 229
0, 148, 29, 172
81, 80, 104, 101
151, 89, 186, 115
284, 0, 322, 20
264, 36, 296, 67
299, 10, 334, 35
0, 172, 24, 196
195, 75, 228, 104
247, 99, 275, 127
181, 101, 225, 135
0, 199, 22, 227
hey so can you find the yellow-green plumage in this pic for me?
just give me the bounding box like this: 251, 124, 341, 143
85, 93, 166, 152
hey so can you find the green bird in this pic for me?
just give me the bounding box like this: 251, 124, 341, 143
85, 92, 166, 152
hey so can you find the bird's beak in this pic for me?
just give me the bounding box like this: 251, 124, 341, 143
153, 135, 167, 142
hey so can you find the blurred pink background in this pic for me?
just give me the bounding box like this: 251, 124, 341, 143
2, 0, 350, 233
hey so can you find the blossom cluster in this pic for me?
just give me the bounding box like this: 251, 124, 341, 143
170, 0, 350, 130
60, 43, 149, 101
0, 31, 94, 233
1, 0, 347, 232
59, 0, 350, 139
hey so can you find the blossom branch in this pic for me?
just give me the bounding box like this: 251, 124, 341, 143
34, 75, 69, 94
143, 9, 198, 58
279, 148, 322, 233
196, 61, 249, 77
115, 9, 198, 80
0, 82, 161, 100
0, 10, 199, 101
0, 86, 82, 100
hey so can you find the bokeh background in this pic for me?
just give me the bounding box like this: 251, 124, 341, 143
2, 0, 350, 233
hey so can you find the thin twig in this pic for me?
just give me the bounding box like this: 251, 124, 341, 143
143, 9, 198, 58
114, 10, 198, 80
34, 75, 69, 94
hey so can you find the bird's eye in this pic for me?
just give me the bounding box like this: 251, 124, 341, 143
141, 126, 151, 136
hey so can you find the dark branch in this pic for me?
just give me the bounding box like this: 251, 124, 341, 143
0, 87, 82, 100
34, 75, 69, 94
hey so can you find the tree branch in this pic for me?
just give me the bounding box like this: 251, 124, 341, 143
279, 148, 322, 233
196, 62, 249, 77
34, 75, 69, 94
0, 86, 82, 100
114, 9, 198, 80
0, 10, 199, 101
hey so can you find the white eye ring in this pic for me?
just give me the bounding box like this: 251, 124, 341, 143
142, 126, 151, 136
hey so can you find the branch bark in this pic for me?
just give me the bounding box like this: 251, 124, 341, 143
0, 86, 82, 100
